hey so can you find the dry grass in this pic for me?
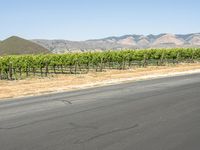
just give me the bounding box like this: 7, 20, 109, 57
1, 63, 200, 100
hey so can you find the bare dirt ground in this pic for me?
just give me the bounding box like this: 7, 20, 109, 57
1, 63, 200, 100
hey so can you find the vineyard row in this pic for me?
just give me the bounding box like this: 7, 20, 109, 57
0, 48, 200, 80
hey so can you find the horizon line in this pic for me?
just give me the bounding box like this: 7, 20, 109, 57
1, 32, 200, 41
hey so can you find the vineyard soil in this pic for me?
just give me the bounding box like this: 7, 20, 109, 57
1, 63, 200, 100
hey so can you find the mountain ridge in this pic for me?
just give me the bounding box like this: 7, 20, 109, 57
32, 33, 200, 53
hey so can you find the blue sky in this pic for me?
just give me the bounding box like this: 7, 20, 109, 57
0, 0, 199, 40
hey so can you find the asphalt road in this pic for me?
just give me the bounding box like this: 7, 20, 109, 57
0, 73, 200, 150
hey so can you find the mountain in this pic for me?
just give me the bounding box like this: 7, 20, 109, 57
32, 33, 200, 53
0, 36, 50, 55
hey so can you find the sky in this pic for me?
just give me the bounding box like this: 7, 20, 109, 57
0, 0, 199, 40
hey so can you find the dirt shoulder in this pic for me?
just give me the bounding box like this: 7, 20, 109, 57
1, 63, 200, 100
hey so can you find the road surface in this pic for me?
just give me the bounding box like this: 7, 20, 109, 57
0, 73, 200, 150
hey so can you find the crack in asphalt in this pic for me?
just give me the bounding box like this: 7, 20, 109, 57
0, 123, 32, 130
48, 122, 98, 135
74, 124, 139, 144
61, 100, 72, 105
0, 105, 107, 131
69, 122, 98, 130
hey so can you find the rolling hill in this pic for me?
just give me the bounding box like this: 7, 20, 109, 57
0, 36, 50, 55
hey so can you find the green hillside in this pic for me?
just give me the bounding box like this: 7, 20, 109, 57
0, 36, 50, 55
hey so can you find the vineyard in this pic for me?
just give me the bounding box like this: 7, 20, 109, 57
0, 48, 200, 80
